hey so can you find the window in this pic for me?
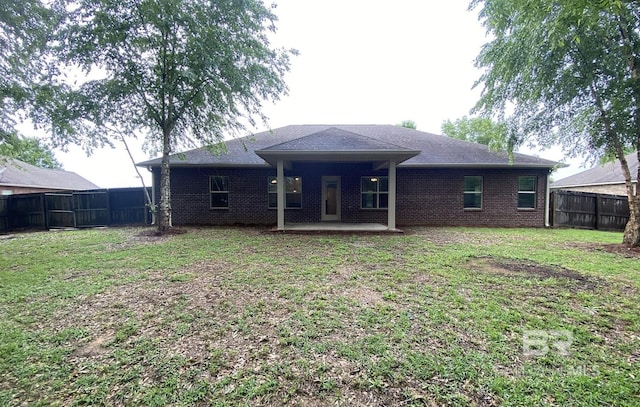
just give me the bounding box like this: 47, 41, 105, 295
268, 176, 302, 208
361, 176, 388, 209
518, 176, 537, 209
464, 176, 483, 209
210, 176, 229, 208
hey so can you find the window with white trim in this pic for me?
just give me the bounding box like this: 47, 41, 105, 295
210, 176, 229, 208
361, 176, 388, 209
518, 176, 537, 209
463, 176, 483, 209
268, 176, 302, 208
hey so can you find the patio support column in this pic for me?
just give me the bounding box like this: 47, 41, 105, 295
388, 160, 397, 230
277, 159, 285, 230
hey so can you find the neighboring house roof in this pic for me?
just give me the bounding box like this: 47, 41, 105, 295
0, 158, 100, 191
551, 152, 639, 189
137, 124, 560, 169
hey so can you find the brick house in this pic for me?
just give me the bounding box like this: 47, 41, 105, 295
0, 157, 99, 195
551, 152, 638, 195
138, 125, 559, 230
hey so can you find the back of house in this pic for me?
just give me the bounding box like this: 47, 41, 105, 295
138, 125, 559, 230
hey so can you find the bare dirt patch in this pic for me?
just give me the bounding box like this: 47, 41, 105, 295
136, 227, 188, 238
341, 287, 385, 306
469, 257, 602, 289
569, 242, 640, 258
72, 332, 114, 358
597, 243, 640, 258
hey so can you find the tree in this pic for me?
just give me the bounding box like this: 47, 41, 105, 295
0, 0, 54, 137
0, 133, 62, 168
471, 0, 640, 246
441, 116, 509, 152
398, 120, 417, 130
52, 0, 295, 231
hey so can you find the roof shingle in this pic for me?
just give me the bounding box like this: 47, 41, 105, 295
137, 124, 559, 168
552, 152, 638, 188
0, 158, 100, 190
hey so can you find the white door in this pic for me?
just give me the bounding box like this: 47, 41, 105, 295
321, 176, 341, 221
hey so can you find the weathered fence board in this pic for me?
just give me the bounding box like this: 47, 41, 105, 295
0, 187, 151, 233
74, 190, 111, 227
551, 190, 629, 231
9, 194, 46, 230
0, 197, 9, 233
45, 193, 75, 228
109, 188, 152, 225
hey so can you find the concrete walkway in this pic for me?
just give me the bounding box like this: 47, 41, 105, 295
275, 223, 402, 233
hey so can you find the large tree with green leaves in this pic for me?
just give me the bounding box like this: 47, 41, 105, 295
471, 0, 640, 246
441, 116, 509, 153
1, 0, 54, 138
51, 0, 294, 231
0, 133, 61, 168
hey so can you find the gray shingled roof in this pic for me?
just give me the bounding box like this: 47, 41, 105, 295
260, 127, 414, 151
137, 124, 560, 168
0, 158, 100, 190
552, 152, 639, 188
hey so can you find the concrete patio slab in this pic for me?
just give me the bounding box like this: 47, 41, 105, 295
273, 223, 402, 233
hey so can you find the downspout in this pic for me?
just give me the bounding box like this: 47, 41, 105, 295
545, 170, 551, 227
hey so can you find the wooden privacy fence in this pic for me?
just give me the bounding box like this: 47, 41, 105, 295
550, 190, 630, 231
0, 188, 151, 233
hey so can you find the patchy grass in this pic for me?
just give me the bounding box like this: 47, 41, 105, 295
0, 226, 639, 406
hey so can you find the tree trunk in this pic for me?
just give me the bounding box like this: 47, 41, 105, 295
624, 194, 640, 247
621, 151, 639, 246
158, 127, 172, 232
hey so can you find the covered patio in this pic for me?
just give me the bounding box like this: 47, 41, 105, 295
255, 128, 419, 231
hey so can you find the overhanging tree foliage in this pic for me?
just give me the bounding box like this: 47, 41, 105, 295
441, 116, 509, 153
471, 0, 640, 246
0, 133, 62, 168
0, 0, 53, 138
397, 120, 417, 130
52, 0, 295, 231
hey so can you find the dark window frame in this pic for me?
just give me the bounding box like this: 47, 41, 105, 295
518, 176, 537, 209
268, 176, 302, 209
463, 176, 483, 210
361, 176, 389, 209
210, 176, 229, 209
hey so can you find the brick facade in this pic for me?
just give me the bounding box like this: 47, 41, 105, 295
551, 183, 634, 196
0, 186, 78, 195
154, 164, 549, 227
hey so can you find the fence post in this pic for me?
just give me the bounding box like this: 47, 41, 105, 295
106, 189, 112, 225
594, 194, 600, 230
40, 193, 47, 230
550, 191, 555, 227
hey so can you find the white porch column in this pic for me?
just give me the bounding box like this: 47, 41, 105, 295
388, 160, 397, 230
277, 159, 285, 230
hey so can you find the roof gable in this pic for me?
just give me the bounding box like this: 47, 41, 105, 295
0, 158, 100, 190
260, 127, 413, 152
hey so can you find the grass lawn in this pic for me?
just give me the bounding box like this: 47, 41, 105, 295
0, 226, 639, 406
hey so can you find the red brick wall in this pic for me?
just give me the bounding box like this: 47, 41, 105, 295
154, 165, 549, 227
1, 186, 68, 195
396, 168, 548, 227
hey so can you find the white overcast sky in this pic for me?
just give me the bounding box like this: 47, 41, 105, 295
28, 0, 587, 188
